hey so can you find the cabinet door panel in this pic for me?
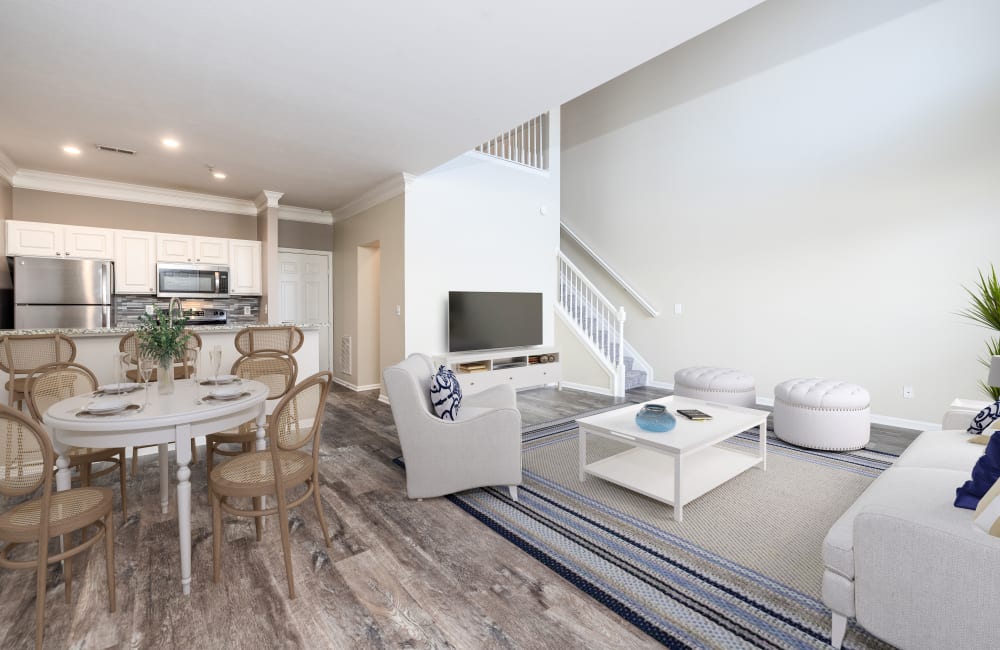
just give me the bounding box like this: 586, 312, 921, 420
194, 237, 229, 264
157, 235, 193, 262
114, 231, 156, 294
228, 240, 261, 295
65, 226, 114, 259
6, 221, 64, 257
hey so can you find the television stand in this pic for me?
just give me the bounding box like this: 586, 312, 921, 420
436, 348, 561, 393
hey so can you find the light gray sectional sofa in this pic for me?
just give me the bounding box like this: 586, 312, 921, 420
822, 414, 1000, 649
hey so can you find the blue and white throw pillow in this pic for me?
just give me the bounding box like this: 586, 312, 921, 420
430, 365, 462, 421
967, 400, 1000, 435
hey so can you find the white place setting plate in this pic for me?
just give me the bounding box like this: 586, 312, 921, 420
208, 386, 245, 400
84, 397, 131, 414
98, 382, 141, 394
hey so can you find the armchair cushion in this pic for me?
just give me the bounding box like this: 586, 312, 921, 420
430, 365, 462, 420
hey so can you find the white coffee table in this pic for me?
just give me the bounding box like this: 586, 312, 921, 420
577, 395, 768, 522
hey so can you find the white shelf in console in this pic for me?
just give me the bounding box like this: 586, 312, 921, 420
436, 348, 561, 392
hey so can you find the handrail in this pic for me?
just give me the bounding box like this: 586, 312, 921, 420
560, 222, 659, 318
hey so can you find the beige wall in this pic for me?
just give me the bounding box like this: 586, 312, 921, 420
554, 313, 614, 393
12, 188, 256, 239
278, 220, 333, 252
332, 194, 404, 393
0, 179, 12, 290
561, 0, 1000, 425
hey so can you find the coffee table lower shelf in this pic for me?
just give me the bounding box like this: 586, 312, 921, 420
583, 446, 761, 521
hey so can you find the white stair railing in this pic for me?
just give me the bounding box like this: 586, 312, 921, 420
475, 112, 548, 170
557, 252, 626, 396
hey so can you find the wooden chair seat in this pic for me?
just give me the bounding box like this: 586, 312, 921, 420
0, 487, 112, 543
211, 449, 312, 496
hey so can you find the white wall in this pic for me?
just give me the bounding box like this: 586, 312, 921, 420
404, 110, 561, 356
561, 0, 1000, 425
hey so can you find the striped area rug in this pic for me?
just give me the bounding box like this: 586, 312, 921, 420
444, 415, 898, 649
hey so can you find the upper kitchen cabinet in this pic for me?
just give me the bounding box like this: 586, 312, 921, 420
6, 220, 114, 259
114, 230, 156, 294
157, 234, 229, 264
229, 239, 262, 295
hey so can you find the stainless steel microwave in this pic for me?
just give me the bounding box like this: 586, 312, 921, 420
156, 263, 229, 298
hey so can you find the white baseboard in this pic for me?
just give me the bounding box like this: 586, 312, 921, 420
332, 377, 381, 392
377, 394, 390, 405
646, 380, 673, 390
559, 381, 615, 397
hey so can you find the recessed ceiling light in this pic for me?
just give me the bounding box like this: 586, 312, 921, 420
62, 145, 81, 155
213, 171, 227, 179
161, 138, 180, 148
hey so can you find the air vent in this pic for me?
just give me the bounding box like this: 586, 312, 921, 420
94, 144, 136, 155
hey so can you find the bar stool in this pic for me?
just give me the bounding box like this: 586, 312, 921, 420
0, 333, 77, 409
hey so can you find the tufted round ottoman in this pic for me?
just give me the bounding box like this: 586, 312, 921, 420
773, 378, 871, 451
673, 366, 756, 407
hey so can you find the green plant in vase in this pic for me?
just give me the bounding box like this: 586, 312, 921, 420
136, 307, 190, 394
959, 264, 1000, 400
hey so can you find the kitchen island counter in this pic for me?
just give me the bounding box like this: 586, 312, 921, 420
0, 322, 326, 338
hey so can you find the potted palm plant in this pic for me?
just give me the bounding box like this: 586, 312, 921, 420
960, 264, 1000, 400
136, 307, 190, 394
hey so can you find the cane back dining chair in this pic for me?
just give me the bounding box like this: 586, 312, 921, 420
24, 362, 128, 518
210, 371, 332, 598
234, 325, 304, 355
0, 333, 77, 409
205, 351, 298, 474
120, 330, 202, 475
0, 404, 116, 650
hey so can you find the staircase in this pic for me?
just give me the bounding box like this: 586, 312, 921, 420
557, 253, 647, 396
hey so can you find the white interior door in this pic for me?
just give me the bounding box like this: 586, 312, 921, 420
278, 250, 331, 372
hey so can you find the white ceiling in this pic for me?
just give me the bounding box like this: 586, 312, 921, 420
0, 0, 762, 211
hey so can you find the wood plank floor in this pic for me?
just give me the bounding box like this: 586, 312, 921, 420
0, 384, 919, 649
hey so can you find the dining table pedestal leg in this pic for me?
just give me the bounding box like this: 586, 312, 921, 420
175, 423, 193, 595
158, 444, 169, 514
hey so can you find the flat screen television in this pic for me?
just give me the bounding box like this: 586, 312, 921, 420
448, 291, 543, 353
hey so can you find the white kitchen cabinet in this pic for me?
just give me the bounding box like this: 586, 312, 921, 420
6, 220, 63, 257
64, 225, 114, 259
6, 220, 114, 259
157, 235, 229, 264
193, 236, 229, 264
114, 230, 157, 294
229, 239, 262, 295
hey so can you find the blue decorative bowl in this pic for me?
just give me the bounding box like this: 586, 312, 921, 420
635, 404, 676, 433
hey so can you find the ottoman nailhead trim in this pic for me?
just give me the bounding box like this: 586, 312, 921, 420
774, 397, 870, 414
677, 387, 755, 395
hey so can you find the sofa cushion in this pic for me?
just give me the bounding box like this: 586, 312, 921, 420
975, 477, 1000, 536
955, 431, 1000, 509
894, 429, 985, 471
429, 365, 462, 421
968, 400, 1000, 434
823, 466, 971, 579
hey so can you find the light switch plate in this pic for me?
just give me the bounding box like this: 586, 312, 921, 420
145, 305, 155, 315
243, 306, 251, 316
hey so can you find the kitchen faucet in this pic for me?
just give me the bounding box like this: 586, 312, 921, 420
168, 296, 183, 325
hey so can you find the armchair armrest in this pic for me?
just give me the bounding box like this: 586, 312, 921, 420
852, 506, 1000, 650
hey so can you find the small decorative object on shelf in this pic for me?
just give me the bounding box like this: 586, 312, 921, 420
635, 404, 676, 433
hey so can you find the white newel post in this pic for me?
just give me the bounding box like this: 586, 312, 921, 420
615, 306, 627, 397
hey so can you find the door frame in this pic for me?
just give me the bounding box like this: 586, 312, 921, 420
278, 247, 333, 374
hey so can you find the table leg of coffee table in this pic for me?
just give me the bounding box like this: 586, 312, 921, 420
673, 455, 683, 523
578, 428, 587, 482
759, 422, 767, 470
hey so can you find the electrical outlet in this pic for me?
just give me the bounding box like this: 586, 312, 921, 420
903, 386, 914, 399
243, 306, 251, 316
145, 305, 154, 316
674, 303, 683, 315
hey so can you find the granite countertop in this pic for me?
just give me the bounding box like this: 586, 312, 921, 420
0, 323, 327, 338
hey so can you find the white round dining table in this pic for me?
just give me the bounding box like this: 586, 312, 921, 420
43, 378, 269, 595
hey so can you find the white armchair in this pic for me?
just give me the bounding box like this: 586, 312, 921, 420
383, 353, 523, 500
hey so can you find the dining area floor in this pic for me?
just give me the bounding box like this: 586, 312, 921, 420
0, 384, 656, 649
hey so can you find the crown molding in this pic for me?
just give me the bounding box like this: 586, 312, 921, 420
277, 205, 333, 225
330, 173, 408, 222
10, 169, 325, 221
0, 149, 17, 184
12, 169, 258, 215
255, 190, 284, 211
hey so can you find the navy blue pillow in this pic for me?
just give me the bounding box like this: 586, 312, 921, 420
955, 431, 1000, 510
967, 400, 1000, 435
430, 365, 462, 420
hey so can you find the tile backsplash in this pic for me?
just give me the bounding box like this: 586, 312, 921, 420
114, 295, 261, 326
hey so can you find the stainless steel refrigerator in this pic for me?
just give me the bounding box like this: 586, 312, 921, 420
13, 257, 114, 329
